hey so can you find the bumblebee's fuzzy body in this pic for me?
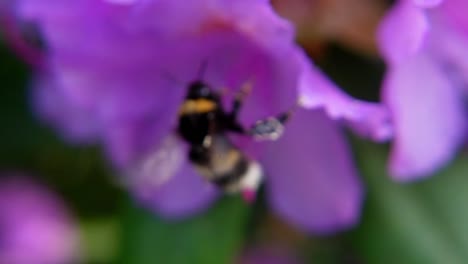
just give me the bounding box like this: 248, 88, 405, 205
177, 80, 254, 192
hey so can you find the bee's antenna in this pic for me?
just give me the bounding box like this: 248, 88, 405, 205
196, 59, 209, 80
159, 69, 185, 86
277, 98, 303, 123
159, 59, 210, 88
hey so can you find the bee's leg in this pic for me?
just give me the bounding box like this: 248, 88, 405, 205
228, 122, 246, 134
248, 112, 290, 141
230, 80, 252, 119
227, 81, 253, 134
248, 100, 302, 141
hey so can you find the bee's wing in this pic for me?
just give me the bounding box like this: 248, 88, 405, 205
123, 135, 187, 194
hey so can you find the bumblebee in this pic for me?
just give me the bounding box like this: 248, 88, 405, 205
176, 79, 294, 197
127, 71, 295, 201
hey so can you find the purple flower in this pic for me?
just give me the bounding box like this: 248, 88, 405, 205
378, 0, 468, 180
0, 174, 79, 264
13, 0, 391, 233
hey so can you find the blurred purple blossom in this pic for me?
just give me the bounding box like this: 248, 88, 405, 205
378, 0, 468, 180
0, 175, 79, 264
10, 0, 393, 233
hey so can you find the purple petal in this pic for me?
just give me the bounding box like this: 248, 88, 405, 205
19, 0, 192, 112
297, 51, 392, 141
429, 16, 468, 83
377, 1, 429, 65
18, 0, 191, 166
0, 175, 79, 264
105, 0, 137, 4
32, 75, 99, 144
261, 109, 363, 234
137, 162, 219, 218
412, 0, 444, 8
128, 136, 219, 218
440, 0, 468, 34
382, 53, 466, 180
103, 116, 173, 167
129, 0, 292, 42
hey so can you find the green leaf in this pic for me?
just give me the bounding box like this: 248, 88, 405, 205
351, 140, 468, 264
118, 196, 250, 264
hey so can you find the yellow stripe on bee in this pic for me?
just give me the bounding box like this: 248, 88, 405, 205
179, 99, 217, 115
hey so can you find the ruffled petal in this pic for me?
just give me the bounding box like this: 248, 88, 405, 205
19, 0, 193, 113
261, 109, 363, 234
440, 0, 468, 34
429, 19, 468, 84
377, 1, 429, 65
32, 75, 99, 143
105, 0, 137, 4
297, 51, 392, 141
128, 136, 219, 218
17, 0, 192, 166
412, 0, 444, 8
103, 115, 175, 167
138, 162, 219, 218
382, 53, 466, 180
